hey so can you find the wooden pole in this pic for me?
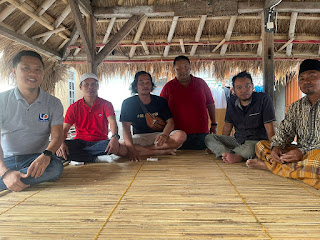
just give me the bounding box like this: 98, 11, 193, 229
261, 10, 275, 100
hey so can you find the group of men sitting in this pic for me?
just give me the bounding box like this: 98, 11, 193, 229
0, 50, 320, 192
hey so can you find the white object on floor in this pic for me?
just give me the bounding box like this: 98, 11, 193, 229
147, 157, 158, 161
69, 161, 85, 166
95, 154, 120, 163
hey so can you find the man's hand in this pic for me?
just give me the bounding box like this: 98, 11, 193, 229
210, 126, 217, 134
27, 154, 51, 178
154, 134, 168, 147
127, 146, 140, 162
280, 149, 303, 163
105, 137, 120, 154
3, 170, 30, 192
270, 146, 283, 163
56, 142, 69, 160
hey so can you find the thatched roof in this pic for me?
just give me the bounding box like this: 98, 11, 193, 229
0, 0, 319, 91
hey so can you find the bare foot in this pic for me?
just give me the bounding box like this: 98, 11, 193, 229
161, 149, 177, 156
205, 148, 213, 154
246, 158, 268, 170
222, 153, 243, 164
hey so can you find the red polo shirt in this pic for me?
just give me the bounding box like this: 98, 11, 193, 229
65, 97, 115, 141
160, 76, 214, 134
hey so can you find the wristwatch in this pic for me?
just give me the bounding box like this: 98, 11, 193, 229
211, 122, 218, 126
111, 133, 120, 139
43, 150, 53, 158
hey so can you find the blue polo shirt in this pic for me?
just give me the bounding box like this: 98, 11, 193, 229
0, 87, 64, 157
225, 92, 276, 144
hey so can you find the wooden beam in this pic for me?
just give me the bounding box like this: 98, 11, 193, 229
190, 15, 206, 56
0, 24, 60, 59
220, 16, 237, 56
18, 0, 55, 34
278, 38, 294, 52
163, 16, 179, 57
32, 27, 66, 39
98, 17, 116, 52
286, 12, 298, 56
61, 26, 80, 59
257, 12, 263, 56
141, 41, 150, 55
87, 14, 97, 74
239, 2, 320, 13
212, 39, 226, 53
179, 39, 185, 53
69, 0, 92, 59
0, 3, 21, 22
78, 0, 92, 16
41, 5, 71, 44
95, 14, 145, 66
261, 11, 274, 100
129, 16, 148, 58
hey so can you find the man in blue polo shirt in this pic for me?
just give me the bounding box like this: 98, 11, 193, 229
205, 71, 276, 164
0, 50, 64, 191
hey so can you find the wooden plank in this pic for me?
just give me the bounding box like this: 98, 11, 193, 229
0, 24, 60, 59
95, 14, 144, 67
286, 12, 298, 56
220, 16, 237, 56
163, 16, 179, 57
98, 17, 116, 52
190, 15, 207, 56
129, 16, 148, 58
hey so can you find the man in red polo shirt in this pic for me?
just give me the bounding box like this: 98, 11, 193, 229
56, 73, 125, 162
160, 55, 217, 150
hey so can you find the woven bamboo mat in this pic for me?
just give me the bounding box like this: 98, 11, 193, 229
0, 151, 319, 239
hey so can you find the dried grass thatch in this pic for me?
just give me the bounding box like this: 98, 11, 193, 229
0, 37, 69, 94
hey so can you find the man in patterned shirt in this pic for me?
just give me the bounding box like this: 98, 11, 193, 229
246, 59, 320, 189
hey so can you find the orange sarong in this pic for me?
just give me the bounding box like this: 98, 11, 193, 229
256, 140, 320, 189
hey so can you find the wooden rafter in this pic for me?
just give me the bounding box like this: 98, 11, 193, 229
163, 16, 179, 57
61, 26, 80, 59
32, 27, 66, 39
129, 16, 148, 58
190, 15, 206, 56
179, 39, 185, 53
69, 0, 92, 59
95, 14, 145, 66
141, 41, 149, 55
98, 17, 116, 52
0, 24, 60, 59
18, 0, 55, 35
41, 5, 71, 44
212, 39, 226, 53
220, 16, 237, 56
257, 12, 263, 56
286, 12, 298, 56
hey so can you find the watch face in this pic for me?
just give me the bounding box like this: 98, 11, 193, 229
43, 150, 53, 156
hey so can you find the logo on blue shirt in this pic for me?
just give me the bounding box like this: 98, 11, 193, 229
39, 113, 50, 122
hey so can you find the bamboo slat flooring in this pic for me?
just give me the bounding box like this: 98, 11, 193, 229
0, 150, 320, 239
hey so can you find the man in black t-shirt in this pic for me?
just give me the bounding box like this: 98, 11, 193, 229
205, 71, 276, 164
120, 71, 186, 161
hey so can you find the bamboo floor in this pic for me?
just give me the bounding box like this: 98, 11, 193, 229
0, 150, 320, 240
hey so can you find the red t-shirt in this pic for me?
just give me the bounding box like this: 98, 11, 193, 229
65, 97, 115, 142
160, 76, 214, 134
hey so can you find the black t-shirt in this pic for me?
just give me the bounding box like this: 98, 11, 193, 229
120, 95, 172, 134
225, 92, 276, 144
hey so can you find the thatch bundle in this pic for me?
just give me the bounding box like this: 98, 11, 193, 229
0, 38, 69, 94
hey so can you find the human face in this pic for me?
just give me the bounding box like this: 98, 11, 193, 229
80, 78, 99, 97
298, 70, 320, 96
233, 77, 254, 103
174, 59, 191, 83
136, 74, 152, 96
13, 55, 44, 91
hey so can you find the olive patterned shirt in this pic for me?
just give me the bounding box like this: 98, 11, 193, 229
271, 96, 320, 155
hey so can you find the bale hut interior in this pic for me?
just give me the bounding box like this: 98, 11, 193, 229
0, 0, 320, 239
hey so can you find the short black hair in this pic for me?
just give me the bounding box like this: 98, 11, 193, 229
13, 50, 44, 68
232, 71, 253, 87
130, 71, 155, 94
173, 55, 190, 66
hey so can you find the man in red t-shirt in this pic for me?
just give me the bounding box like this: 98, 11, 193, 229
160, 55, 217, 150
56, 73, 126, 162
